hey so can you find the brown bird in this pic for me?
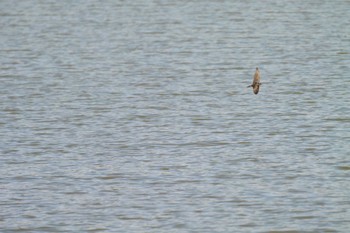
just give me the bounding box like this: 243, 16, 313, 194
247, 67, 261, 94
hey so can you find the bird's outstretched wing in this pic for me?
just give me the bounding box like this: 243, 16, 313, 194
253, 84, 260, 94
253, 69, 260, 85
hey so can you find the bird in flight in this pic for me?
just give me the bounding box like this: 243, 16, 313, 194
247, 67, 261, 94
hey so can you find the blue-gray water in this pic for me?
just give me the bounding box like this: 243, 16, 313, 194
1, 1, 349, 232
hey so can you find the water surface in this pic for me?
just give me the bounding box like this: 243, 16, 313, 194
1, 0, 349, 232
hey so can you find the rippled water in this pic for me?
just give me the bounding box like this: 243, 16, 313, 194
1, 1, 349, 232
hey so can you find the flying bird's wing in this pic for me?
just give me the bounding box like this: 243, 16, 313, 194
253, 84, 260, 94
253, 69, 260, 85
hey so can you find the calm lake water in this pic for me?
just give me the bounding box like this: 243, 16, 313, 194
1, 0, 349, 232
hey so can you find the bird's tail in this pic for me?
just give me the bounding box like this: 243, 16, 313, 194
247, 85, 252, 88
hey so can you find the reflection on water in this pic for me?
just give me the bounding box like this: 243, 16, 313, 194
1, 0, 349, 232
